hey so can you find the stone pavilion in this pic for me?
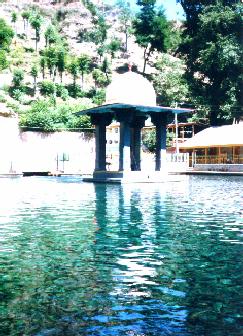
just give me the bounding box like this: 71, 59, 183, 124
77, 68, 192, 183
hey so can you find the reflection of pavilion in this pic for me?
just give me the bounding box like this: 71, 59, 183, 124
77, 68, 192, 183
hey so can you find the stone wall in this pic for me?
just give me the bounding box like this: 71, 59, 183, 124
0, 116, 95, 174
194, 164, 243, 172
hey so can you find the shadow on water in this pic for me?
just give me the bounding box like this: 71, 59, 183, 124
0, 176, 242, 336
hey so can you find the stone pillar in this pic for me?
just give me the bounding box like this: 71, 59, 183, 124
151, 113, 168, 171
91, 114, 112, 171
131, 116, 146, 171
119, 121, 131, 171
116, 111, 133, 172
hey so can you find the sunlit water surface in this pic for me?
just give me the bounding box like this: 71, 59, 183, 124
0, 176, 242, 336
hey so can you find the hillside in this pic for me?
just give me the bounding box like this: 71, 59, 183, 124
0, 0, 164, 130
0, 0, 241, 129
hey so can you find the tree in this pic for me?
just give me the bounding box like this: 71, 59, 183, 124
30, 64, 38, 95
97, 44, 106, 62
30, 13, 42, 51
101, 57, 111, 80
12, 69, 24, 88
21, 10, 30, 32
78, 54, 91, 89
178, 0, 242, 125
44, 46, 58, 80
56, 48, 66, 83
116, 0, 133, 52
107, 37, 121, 60
0, 50, 8, 71
68, 57, 79, 87
92, 69, 109, 88
40, 56, 46, 79
82, 0, 109, 57
44, 24, 58, 47
133, 0, 171, 74
11, 12, 17, 34
152, 54, 189, 106
0, 18, 14, 50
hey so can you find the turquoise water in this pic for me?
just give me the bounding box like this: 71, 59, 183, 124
0, 176, 242, 336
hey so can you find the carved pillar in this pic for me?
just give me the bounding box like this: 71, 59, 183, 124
151, 113, 168, 171
91, 114, 112, 171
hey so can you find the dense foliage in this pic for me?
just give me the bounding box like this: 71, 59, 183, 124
19, 99, 93, 131
153, 54, 189, 106
178, 0, 242, 125
133, 0, 171, 74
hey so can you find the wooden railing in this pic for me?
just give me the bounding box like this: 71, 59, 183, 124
194, 155, 243, 164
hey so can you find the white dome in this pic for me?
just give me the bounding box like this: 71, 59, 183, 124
105, 71, 157, 106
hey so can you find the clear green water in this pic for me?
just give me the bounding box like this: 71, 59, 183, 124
0, 176, 242, 336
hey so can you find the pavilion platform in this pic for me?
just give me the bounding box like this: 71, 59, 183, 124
82, 170, 184, 183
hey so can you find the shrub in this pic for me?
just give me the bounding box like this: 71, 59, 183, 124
24, 46, 35, 53
87, 88, 106, 105
12, 88, 24, 101
19, 98, 93, 131
39, 80, 55, 96
19, 99, 57, 131
55, 83, 69, 100
65, 84, 84, 98
12, 69, 24, 88
0, 94, 6, 103
0, 50, 8, 71
92, 69, 110, 88
142, 129, 156, 153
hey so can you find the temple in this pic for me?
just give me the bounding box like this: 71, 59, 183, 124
77, 68, 192, 182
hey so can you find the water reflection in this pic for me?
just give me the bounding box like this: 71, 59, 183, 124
0, 176, 242, 336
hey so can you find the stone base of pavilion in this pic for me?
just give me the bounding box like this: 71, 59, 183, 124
82, 170, 182, 184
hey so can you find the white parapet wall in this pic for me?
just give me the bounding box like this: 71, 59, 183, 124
19, 131, 95, 174
0, 116, 95, 174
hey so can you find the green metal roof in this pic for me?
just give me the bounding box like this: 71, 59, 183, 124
76, 103, 193, 116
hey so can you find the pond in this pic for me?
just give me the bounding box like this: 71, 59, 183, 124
0, 176, 242, 336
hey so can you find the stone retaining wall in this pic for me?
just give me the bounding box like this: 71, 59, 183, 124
194, 164, 243, 172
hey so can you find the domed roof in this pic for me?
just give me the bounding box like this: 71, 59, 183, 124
105, 71, 157, 106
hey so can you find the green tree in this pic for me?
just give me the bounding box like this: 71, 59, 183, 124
44, 24, 58, 47
0, 18, 14, 50
11, 12, 17, 34
152, 54, 189, 106
107, 37, 121, 60
44, 46, 58, 80
97, 44, 106, 62
0, 50, 8, 71
12, 69, 24, 88
178, 0, 242, 125
56, 48, 66, 83
133, 0, 171, 74
30, 64, 38, 95
39, 80, 55, 96
101, 57, 111, 80
116, 0, 133, 52
92, 69, 109, 88
30, 13, 42, 51
78, 54, 91, 89
19, 99, 56, 131
142, 129, 156, 153
68, 57, 79, 88
21, 10, 30, 32
82, 0, 109, 57
40, 56, 46, 79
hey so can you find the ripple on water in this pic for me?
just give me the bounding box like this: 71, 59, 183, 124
0, 176, 242, 336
